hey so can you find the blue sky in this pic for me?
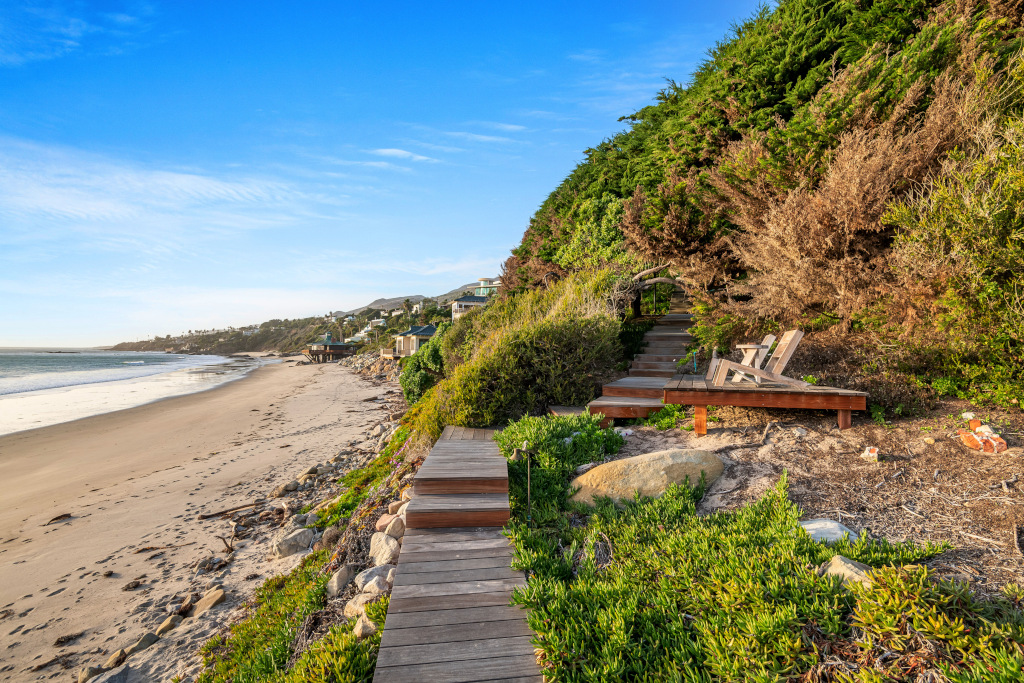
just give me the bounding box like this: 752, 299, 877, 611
0, 0, 763, 346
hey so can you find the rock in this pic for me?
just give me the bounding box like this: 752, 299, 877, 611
400, 488, 414, 501
386, 567, 396, 586
353, 614, 378, 639
569, 449, 724, 504
91, 665, 131, 683
384, 515, 405, 539
155, 614, 182, 636
124, 631, 158, 656
316, 465, 334, 475
820, 555, 873, 587
292, 514, 308, 526
189, 587, 226, 617
305, 513, 320, 527
387, 500, 404, 514
363, 575, 389, 595
924, 437, 936, 445
284, 480, 300, 491
326, 564, 359, 598
396, 501, 409, 517
962, 412, 976, 420
78, 667, 105, 683
298, 473, 316, 485
574, 462, 597, 476
800, 519, 860, 543
371, 424, 384, 437
103, 649, 127, 669
369, 532, 400, 565
271, 484, 289, 498
273, 528, 314, 558
354, 565, 395, 591
344, 593, 377, 618
375, 514, 397, 532
861, 447, 879, 462
302, 465, 319, 476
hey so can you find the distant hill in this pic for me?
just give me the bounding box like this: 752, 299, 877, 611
340, 282, 480, 316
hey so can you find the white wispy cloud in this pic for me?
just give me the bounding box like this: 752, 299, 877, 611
473, 122, 527, 132
0, 2, 156, 66
443, 131, 515, 144
368, 148, 437, 162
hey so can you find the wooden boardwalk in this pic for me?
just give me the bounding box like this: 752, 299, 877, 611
664, 374, 867, 434
373, 427, 541, 683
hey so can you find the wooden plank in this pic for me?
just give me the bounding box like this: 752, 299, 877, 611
408, 494, 509, 512
380, 618, 533, 648
373, 653, 541, 683
694, 405, 707, 436
407, 509, 510, 529
838, 409, 852, 430
394, 566, 521, 586
387, 590, 514, 614
664, 388, 867, 410
414, 480, 509, 495
389, 577, 526, 600
440, 425, 455, 440
397, 547, 515, 563
375, 635, 535, 668
404, 527, 507, 540
397, 555, 520, 575
382, 604, 529, 629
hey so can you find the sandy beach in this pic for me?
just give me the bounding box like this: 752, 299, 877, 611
0, 361, 397, 681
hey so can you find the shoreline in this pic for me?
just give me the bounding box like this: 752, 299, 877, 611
0, 361, 398, 681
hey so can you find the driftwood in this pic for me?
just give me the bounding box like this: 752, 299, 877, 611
636, 277, 686, 289
632, 264, 670, 281
197, 503, 256, 520
133, 541, 195, 554
42, 513, 72, 526
215, 535, 235, 553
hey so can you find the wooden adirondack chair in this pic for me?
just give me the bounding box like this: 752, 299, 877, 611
710, 330, 808, 388
705, 334, 776, 383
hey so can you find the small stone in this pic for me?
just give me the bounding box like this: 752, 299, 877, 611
316, 465, 334, 475
371, 424, 384, 437
298, 474, 316, 485
962, 412, 976, 420
362, 576, 389, 595
124, 631, 158, 656
793, 427, 808, 437
284, 480, 299, 492
820, 555, 873, 587
326, 564, 359, 598
384, 516, 405, 539
305, 513, 320, 527
78, 667, 105, 683
574, 462, 596, 475
386, 567, 396, 586
923, 437, 936, 445
302, 465, 319, 476
352, 614, 378, 639
800, 519, 860, 543
860, 447, 879, 462
103, 649, 127, 669
273, 528, 314, 558
344, 593, 377, 618
155, 614, 182, 636
91, 665, 131, 683
354, 565, 394, 591
369, 533, 400, 565
396, 501, 409, 517
292, 514, 308, 526
400, 488, 414, 501
387, 500, 404, 514
271, 485, 289, 498
189, 587, 226, 617
375, 514, 396, 532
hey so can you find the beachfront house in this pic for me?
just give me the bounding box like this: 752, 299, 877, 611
451, 294, 488, 319
474, 277, 501, 297
393, 324, 436, 357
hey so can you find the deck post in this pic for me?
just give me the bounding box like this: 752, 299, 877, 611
694, 405, 707, 435
837, 409, 852, 430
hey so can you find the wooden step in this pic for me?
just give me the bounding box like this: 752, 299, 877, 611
630, 369, 679, 378
405, 494, 511, 529
600, 376, 668, 398
644, 330, 693, 339
635, 354, 686, 362
631, 361, 679, 371
656, 314, 692, 323
586, 396, 666, 420
642, 345, 690, 354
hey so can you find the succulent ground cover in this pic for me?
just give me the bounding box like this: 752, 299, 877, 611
498, 414, 1024, 681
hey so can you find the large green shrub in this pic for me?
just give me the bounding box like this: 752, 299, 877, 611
398, 321, 450, 403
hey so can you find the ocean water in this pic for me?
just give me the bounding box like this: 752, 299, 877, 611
0, 348, 266, 436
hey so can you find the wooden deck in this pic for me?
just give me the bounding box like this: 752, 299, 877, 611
664, 374, 868, 434
373, 427, 541, 683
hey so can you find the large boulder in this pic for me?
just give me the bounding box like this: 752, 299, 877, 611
569, 449, 724, 504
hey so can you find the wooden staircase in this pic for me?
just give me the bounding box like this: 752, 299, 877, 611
585, 289, 692, 423
374, 426, 542, 682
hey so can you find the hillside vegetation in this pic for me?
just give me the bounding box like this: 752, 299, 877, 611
503, 0, 1024, 413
